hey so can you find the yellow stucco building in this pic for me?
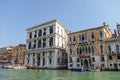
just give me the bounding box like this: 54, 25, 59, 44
68, 22, 112, 70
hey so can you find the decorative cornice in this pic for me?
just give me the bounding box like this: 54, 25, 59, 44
26, 19, 67, 32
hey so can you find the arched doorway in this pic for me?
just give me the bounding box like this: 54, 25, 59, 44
84, 59, 89, 70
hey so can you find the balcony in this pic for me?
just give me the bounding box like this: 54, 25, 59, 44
108, 50, 120, 54
91, 39, 95, 41
68, 41, 77, 44
99, 37, 104, 40
79, 40, 88, 43
108, 51, 112, 54
68, 42, 72, 44
116, 50, 120, 54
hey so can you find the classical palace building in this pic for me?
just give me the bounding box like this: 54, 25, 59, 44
25, 19, 68, 69
105, 37, 120, 70
68, 22, 113, 70
105, 23, 120, 70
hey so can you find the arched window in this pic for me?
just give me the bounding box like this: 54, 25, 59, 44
70, 48, 72, 56
28, 42, 31, 49
80, 47, 82, 56
108, 45, 111, 54
38, 29, 42, 36
29, 32, 32, 39
88, 46, 91, 53
92, 46, 94, 55
100, 44, 103, 54
49, 37, 53, 46
38, 40, 41, 48
50, 26, 53, 34
85, 46, 87, 54
77, 47, 79, 57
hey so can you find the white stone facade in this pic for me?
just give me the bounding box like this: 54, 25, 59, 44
25, 19, 68, 69
106, 37, 120, 70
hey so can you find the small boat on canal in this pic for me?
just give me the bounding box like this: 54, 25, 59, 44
70, 67, 86, 71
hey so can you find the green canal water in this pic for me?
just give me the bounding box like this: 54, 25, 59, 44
0, 68, 120, 80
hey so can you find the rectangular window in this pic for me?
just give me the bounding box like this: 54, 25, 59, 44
38, 40, 41, 48
101, 56, 105, 62
69, 36, 72, 42
49, 58, 52, 64
116, 45, 119, 53
82, 34, 85, 41
33, 41, 36, 49
49, 37, 53, 46
79, 34, 81, 41
43, 38, 46, 48
37, 54, 40, 66
49, 52, 52, 64
91, 32, 94, 39
29, 32, 32, 39
28, 42, 31, 49
69, 58, 72, 63
43, 28, 46, 35
85, 33, 87, 40
57, 58, 60, 63
39, 30, 42, 36
76, 58, 79, 62
73, 36, 76, 42
33, 58, 35, 65
109, 56, 112, 60
34, 31, 37, 38
117, 55, 120, 59
92, 57, 95, 62
70, 48, 72, 56
92, 46, 94, 55
108, 45, 111, 54
99, 30, 103, 38
50, 25, 53, 34
100, 45, 103, 54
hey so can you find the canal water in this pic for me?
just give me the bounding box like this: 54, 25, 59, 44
0, 68, 120, 80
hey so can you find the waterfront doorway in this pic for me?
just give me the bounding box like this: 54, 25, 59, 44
84, 59, 88, 70
43, 58, 45, 67
37, 54, 40, 67
114, 63, 118, 70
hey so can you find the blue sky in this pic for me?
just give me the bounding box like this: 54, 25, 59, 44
0, 0, 120, 47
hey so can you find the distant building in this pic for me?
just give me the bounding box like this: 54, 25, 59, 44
25, 19, 68, 69
68, 22, 112, 70
11, 44, 26, 66
0, 46, 13, 67
117, 23, 120, 36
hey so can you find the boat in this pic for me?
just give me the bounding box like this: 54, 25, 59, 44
3, 65, 13, 69
70, 67, 86, 71
90, 68, 100, 72
13, 66, 26, 69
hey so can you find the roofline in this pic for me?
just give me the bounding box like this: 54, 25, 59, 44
26, 19, 67, 31
68, 26, 105, 35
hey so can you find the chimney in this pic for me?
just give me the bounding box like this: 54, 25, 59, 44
103, 22, 107, 26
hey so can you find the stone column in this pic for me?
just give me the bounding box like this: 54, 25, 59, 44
47, 38, 49, 48
35, 53, 37, 67
30, 53, 33, 67
40, 53, 43, 67
46, 52, 49, 67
